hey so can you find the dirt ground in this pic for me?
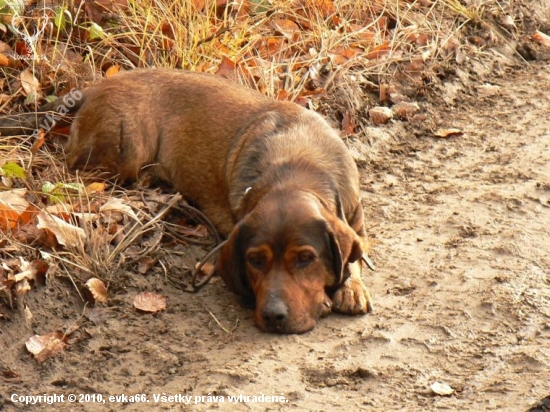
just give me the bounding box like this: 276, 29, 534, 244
1, 60, 550, 410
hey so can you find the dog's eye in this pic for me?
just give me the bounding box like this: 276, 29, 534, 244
247, 253, 264, 269
296, 251, 315, 268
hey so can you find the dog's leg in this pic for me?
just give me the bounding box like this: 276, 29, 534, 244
331, 260, 373, 314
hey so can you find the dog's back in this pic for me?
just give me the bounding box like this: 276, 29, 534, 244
2, 69, 361, 235
67, 70, 360, 234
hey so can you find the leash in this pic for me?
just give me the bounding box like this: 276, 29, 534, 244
188, 239, 227, 292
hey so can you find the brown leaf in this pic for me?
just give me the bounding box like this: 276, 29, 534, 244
341, 111, 355, 137
20, 69, 42, 104
191, 0, 206, 10
179, 224, 209, 238
304, 0, 336, 19
86, 278, 108, 303
134, 292, 166, 313
276, 89, 290, 100
0, 42, 17, 67
272, 18, 299, 41
366, 43, 391, 59
25, 332, 67, 363
105, 64, 121, 77
215, 56, 237, 80
433, 128, 463, 138
391, 102, 420, 120
100, 197, 139, 221
15, 279, 31, 297
30, 129, 45, 155
0, 40, 14, 56
137, 257, 157, 275
379, 84, 395, 104
416, 33, 429, 47
0, 52, 9, 67
329, 46, 363, 65
13, 223, 59, 248
2, 368, 20, 379
533, 30, 550, 48
36, 211, 86, 248
0, 189, 31, 231
347, 23, 376, 42
85, 182, 107, 194
264, 37, 285, 57
195, 262, 216, 278
14, 259, 48, 283
369, 107, 393, 125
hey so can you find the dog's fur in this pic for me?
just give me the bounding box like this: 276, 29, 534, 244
1, 69, 373, 333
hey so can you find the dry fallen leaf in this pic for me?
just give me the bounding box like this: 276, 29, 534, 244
14, 259, 48, 283
0, 52, 9, 67
533, 30, 550, 48
134, 292, 166, 313
179, 224, 209, 238
105, 63, 121, 77
0, 188, 33, 231
329, 45, 363, 65
24, 304, 33, 324
215, 55, 237, 80
20, 68, 42, 105
366, 42, 391, 60
433, 128, 463, 138
195, 262, 216, 278
341, 111, 356, 137
85, 182, 107, 194
272, 18, 300, 41
369, 106, 393, 125
36, 211, 86, 248
30, 129, 46, 155
86, 278, 108, 303
137, 256, 157, 275
391, 101, 420, 120
430, 381, 455, 396
100, 197, 139, 221
25, 332, 67, 363
15, 278, 31, 297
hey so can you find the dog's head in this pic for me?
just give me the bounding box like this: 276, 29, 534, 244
217, 190, 363, 334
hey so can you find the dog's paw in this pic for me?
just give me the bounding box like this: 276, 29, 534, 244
332, 277, 373, 315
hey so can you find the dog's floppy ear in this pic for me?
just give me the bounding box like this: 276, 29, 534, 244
216, 222, 255, 306
325, 215, 364, 286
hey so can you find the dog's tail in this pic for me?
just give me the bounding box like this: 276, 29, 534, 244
0, 92, 85, 137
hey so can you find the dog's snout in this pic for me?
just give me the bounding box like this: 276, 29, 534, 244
262, 298, 289, 328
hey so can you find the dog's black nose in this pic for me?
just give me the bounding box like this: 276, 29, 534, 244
262, 299, 288, 328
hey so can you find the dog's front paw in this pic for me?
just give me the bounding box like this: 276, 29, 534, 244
332, 277, 373, 315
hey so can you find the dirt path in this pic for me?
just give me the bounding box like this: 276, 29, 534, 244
2, 63, 549, 411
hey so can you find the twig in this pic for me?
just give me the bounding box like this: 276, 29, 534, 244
208, 310, 233, 334
196, 24, 231, 46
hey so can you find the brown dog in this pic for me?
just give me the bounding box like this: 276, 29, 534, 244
1, 69, 373, 333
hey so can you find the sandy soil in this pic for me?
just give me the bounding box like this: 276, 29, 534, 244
1, 62, 549, 411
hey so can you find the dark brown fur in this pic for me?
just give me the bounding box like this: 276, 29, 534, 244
1, 69, 373, 333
